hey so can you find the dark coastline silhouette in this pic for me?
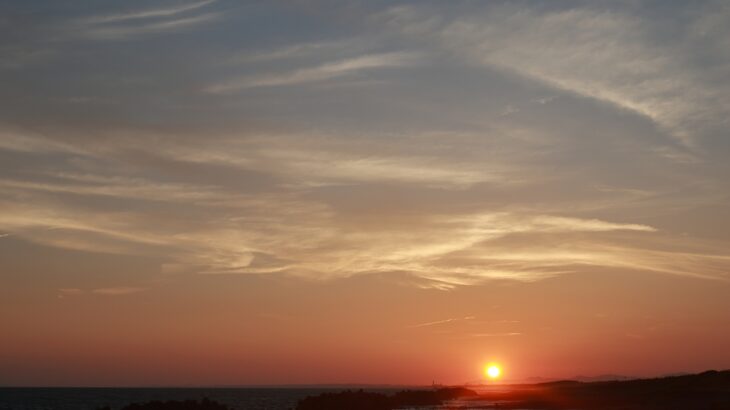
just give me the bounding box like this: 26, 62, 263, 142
295, 370, 730, 410
96, 397, 231, 410
296, 386, 478, 410
88, 370, 730, 410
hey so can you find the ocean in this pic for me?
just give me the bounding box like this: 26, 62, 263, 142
0, 387, 404, 410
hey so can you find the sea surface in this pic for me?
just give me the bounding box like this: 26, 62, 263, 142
0, 387, 410, 410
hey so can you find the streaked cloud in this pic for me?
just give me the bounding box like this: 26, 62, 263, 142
80, 12, 221, 40
408, 316, 476, 328
381, 2, 730, 146
80, 0, 217, 25
205, 52, 420, 93
0, 131, 87, 156
57, 288, 84, 298
1, 1, 728, 291
467, 332, 522, 338
91, 287, 148, 296
57, 287, 148, 297
69, 0, 221, 40
227, 39, 357, 65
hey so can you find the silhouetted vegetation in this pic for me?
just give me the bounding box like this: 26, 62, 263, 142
295, 387, 478, 409
96, 397, 231, 410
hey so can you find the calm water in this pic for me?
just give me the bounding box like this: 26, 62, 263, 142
0, 387, 405, 410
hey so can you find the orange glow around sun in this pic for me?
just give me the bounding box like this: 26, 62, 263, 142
485, 363, 502, 380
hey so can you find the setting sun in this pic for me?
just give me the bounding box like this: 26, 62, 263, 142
485, 364, 502, 380
2, 1, 730, 409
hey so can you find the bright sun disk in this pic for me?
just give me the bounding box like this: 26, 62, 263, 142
486, 364, 501, 379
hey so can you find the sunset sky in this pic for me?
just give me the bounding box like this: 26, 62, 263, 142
1, 0, 729, 387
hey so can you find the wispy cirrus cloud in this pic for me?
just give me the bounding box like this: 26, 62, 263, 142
248, 147, 498, 188
146, 132, 510, 188
5, 160, 709, 286
466, 332, 522, 338
80, 0, 217, 24
1, 125, 727, 287
380, 3, 730, 147
92, 287, 148, 296
80, 12, 221, 40
1, 1, 729, 292
226, 39, 358, 65
72, 0, 220, 40
58, 287, 148, 298
0, 131, 88, 156
57, 288, 84, 298
205, 52, 421, 93
408, 316, 476, 328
